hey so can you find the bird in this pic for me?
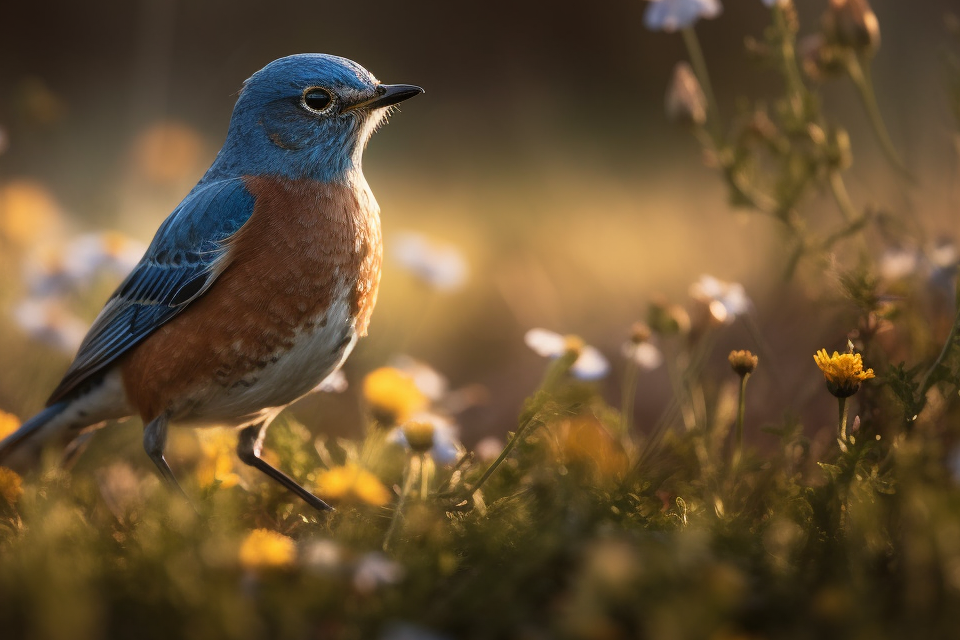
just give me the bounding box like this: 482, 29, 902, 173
0, 53, 423, 511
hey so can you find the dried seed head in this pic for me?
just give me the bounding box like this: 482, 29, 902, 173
665, 62, 707, 127
647, 298, 691, 336
728, 350, 759, 377
629, 322, 653, 345
823, 0, 880, 56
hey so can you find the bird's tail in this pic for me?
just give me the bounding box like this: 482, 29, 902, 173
0, 401, 77, 473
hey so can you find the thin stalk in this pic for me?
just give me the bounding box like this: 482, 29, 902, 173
462, 349, 576, 500
917, 303, 960, 399
838, 396, 849, 443
620, 357, 640, 436
383, 456, 417, 551
772, 4, 806, 119
828, 171, 858, 223
419, 454, 430, 501
732, 374, 748, 469
845, 55, 911, 177
466, 413, 542, 499
682, 27, 723, 144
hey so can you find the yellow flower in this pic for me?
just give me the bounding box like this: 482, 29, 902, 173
0, 467, 23, 505
239, 528, 296, 569
314, 463, 391, 507
814, 348, 875, 398
0, 410, 20, 440
363, 367, 428, 426
0, 179, 64, 247
196, 429, 241, 489
401, 420, 436, 454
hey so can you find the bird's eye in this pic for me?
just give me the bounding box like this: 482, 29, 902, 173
302, 88, 333, 113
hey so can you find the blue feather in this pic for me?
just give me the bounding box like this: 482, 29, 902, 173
0, 402, 70, 459
47, 178, 256, 403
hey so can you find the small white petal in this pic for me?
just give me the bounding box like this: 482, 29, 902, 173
572, 346, 610, 380
392, 232, 468, 292
13, 298, 87, 354
691, 274, 751, 322
524, 328, 567, 358
353, 553, 404, 594
313, 369, 348, 393
644, 0, 722, 32
302, 539, 344, 572
623, 342, 664, 370
390, 354, 448, 401
879, 247, 919, 281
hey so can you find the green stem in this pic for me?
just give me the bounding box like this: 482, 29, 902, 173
418, 453, 430, 501
682, 27, 723, 144
772, 4, 806, 119
828, 171, 857, 223
733, 374, 748, 469
461, 349, 576, 501
620, 357, 640, 435
917, 302, 960, 400
466, 413, 542, 499
845, 55, 911, 177
838, 396, 849, 443
383, 456, 416, 551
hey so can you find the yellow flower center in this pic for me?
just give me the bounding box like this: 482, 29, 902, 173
0, 467, 23, 505
238, 528, 297, 569
362, 367, 428, 426
0, 410, 21, 441
314, 463, 391, 507
562, 335, 585, 356
401, 420, 436, 454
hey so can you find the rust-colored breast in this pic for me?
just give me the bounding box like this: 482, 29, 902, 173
121, 176, 382, 423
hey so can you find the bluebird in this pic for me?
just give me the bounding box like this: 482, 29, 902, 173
0, 54, 422, 511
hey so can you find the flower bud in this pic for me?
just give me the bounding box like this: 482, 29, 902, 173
647, 298, 691, 336
665, 62, 707, 127
823, 0, 880, 56
728, 350, 758, 377
629, 321, 653, 345
401, 420, 436, 454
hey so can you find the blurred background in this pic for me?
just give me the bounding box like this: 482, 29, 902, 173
0, 0, 957, 453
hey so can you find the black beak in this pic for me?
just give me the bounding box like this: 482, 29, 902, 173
345, 84, 424, 111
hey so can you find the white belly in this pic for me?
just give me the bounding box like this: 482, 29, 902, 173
180, 295, 358, 427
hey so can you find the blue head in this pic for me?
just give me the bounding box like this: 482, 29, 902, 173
203, 54, 422, 184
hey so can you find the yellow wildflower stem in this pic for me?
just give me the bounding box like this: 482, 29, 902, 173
838, 396, 849, 444
419, 453, 430, 501
383, 456, 416, 552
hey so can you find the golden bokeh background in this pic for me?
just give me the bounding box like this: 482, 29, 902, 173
0, 0, 957, 450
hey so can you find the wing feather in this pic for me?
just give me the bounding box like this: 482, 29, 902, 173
47, 178, 256, 404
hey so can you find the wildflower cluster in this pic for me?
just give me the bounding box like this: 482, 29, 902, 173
0, 3, 959, 639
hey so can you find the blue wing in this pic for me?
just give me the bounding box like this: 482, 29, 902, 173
47, 177, 256, 404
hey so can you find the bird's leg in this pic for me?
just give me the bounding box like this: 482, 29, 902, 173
143, 413, 190, 501
237, 420, 334, 512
